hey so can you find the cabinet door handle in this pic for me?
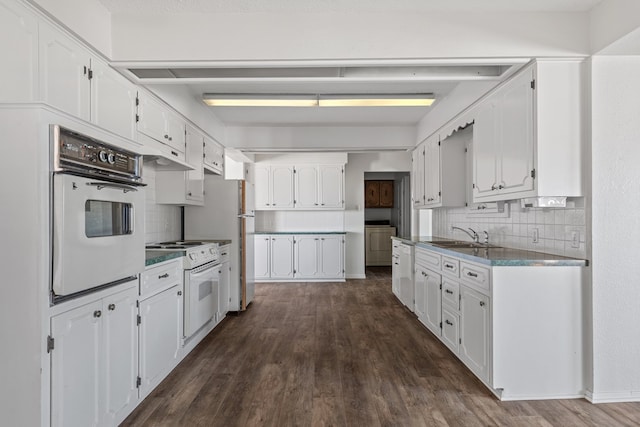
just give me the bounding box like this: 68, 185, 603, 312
444, 263, 454, 269
159, 273, 170, 279
445, 319, 453, 326
188, 192, 192, 196
394, 262, 399, 265
265, 238, 269, 241
480, 301, 486, 307
445, 289, 454, 294
93, 310, 102, 318
171, 151, 178, 157
177, 291, 182, 296
108, 303, 116, 311
498, 184, 504, 189
164, 134, 169, 139
466, 271, 478, 278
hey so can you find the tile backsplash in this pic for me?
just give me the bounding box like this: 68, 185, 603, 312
144, 164, 182, 244
432, 198, 587, 259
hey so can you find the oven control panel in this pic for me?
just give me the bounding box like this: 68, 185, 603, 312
52, 125, 142, 181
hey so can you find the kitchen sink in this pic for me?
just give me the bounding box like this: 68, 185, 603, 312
431, 241, 502, 249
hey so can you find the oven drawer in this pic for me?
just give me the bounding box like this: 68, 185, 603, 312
141, 258, 183, 299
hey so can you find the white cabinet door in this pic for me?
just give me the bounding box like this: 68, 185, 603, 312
165, 111, 185, 153
185, 124, 204, 203
139, 285, 182, 398
424, 137, 441, 206
398, 245, 414, 312
498, 69, 535, 196
473, 98, 499, 199
270, 235, 294, 279
295, 235, 320, 278
392, 256, 400, 298
254, 165, 271, 209
319, 165, 344, 209
51, 300, 102, 427
412, 144, 425, 207
424, 268, 442, 337
254, 235, 271, 279
102, 288, 138, 426
414, 265, 428, 321
294, 165, 319, 209
219, 261, 230, 317
39, 23, 91, 121
319, 235, 344, 278
0, 0, 38, 102
460, 285, 490, 383
203, 136, 224, 174
270, 165, 295, 209
137, 93, 167, 144
90, 58, 137, 140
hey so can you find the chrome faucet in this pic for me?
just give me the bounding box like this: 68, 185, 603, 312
483, 230, 489, 245
451, 226, 479, 243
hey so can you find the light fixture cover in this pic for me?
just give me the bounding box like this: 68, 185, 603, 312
203, 93, 435, 107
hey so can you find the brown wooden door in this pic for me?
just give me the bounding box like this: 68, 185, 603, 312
379, 181, 394, 207
364, 181, 380, 208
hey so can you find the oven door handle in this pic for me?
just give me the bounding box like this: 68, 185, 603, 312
87, 182, 139, 193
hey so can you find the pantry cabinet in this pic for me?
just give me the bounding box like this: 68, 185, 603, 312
0, 0, 38, 103
39, 22, 137, 141
50, 285, 138, 427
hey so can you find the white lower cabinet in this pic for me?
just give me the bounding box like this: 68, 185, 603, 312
459, 285, 490, 383
138, 284, 183, 399
413, 245, 584, 400
51, 284, 138, 427
255, 234, 345, 281
218, 260, 230, 320
391, 241, 401, 299
391, 240, 415, 312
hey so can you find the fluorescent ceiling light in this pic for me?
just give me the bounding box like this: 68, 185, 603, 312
319, 94, 434, 107
203, 94, 317, 107
202, 93, 435, 107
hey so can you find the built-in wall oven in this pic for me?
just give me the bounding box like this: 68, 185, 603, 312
51, 125, 145, 302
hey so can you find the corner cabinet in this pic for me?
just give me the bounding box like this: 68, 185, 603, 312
413, 245, 584, 400
256, 163, 345, 210
472, 60, 583, 202
255, 234, 345, 281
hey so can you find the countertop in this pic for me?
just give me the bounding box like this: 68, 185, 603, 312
254, 231, 346, 235
145, 250, 184, 267
391, 236, 588, 267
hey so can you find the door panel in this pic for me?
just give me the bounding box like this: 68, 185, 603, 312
295, 236, 319, 278
270, 235, 294, 279
319, 165, 343, 208
320, 236, 343, 278
295, 165, 319, 208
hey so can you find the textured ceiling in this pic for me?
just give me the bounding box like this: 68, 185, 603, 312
98, 0, 602, 14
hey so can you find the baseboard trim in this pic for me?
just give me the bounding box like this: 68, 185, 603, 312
586, 390, 640, 403
346, 274, 367, 279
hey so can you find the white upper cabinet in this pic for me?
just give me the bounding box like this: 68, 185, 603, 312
473, 67, 534, 201
295, 164, 345, 209
424, 136, 441, 206
0, 0, 38, 102
39, 22, 91, 121
39, 22, 137, 141
472, 60, 583, 202
203, 136, 224, 175
411, 142, 425, 207
254, 165, 271, 209
90, 58, 138, 141
255, 164, 295, 209
137, 92, 186, 157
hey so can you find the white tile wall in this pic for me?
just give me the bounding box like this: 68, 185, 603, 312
255, 210, 345, 232
432, 198, 587, 258
144, 164, 182, 243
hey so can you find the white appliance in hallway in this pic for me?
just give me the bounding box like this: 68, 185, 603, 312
185, 175, 255, 311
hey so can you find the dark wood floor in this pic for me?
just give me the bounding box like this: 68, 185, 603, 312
122, 267, 640, 426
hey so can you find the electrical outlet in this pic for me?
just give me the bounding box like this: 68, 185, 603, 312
532, 228, 539, 243
571, 231, 580, 248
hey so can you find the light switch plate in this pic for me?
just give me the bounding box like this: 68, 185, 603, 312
571, 231, 580, 248
532, 228, 539, 243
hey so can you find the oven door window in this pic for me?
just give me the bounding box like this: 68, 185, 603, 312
85, 200, 133, 238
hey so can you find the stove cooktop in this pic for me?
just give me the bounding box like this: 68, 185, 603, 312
145, 241, 219, 269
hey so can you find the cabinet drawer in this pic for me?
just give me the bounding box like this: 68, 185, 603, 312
460, 262, 491, 292
141, 259, 183, 298
442, 278, 460, 311
441, 256, 460, 278
441, 306, 460, 354
392, 241, 401, 256
416, 248, 441, 270
218, 245, 231, 264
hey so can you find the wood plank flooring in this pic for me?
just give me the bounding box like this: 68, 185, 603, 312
122, 267, 640, 426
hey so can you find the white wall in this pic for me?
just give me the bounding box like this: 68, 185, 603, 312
590, 0, 640, 54
225, 125, 415, 151
30, 0, 112, 56
590, 56, 640, 402
345, 152, 411, 278
110, 11, 590, 61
